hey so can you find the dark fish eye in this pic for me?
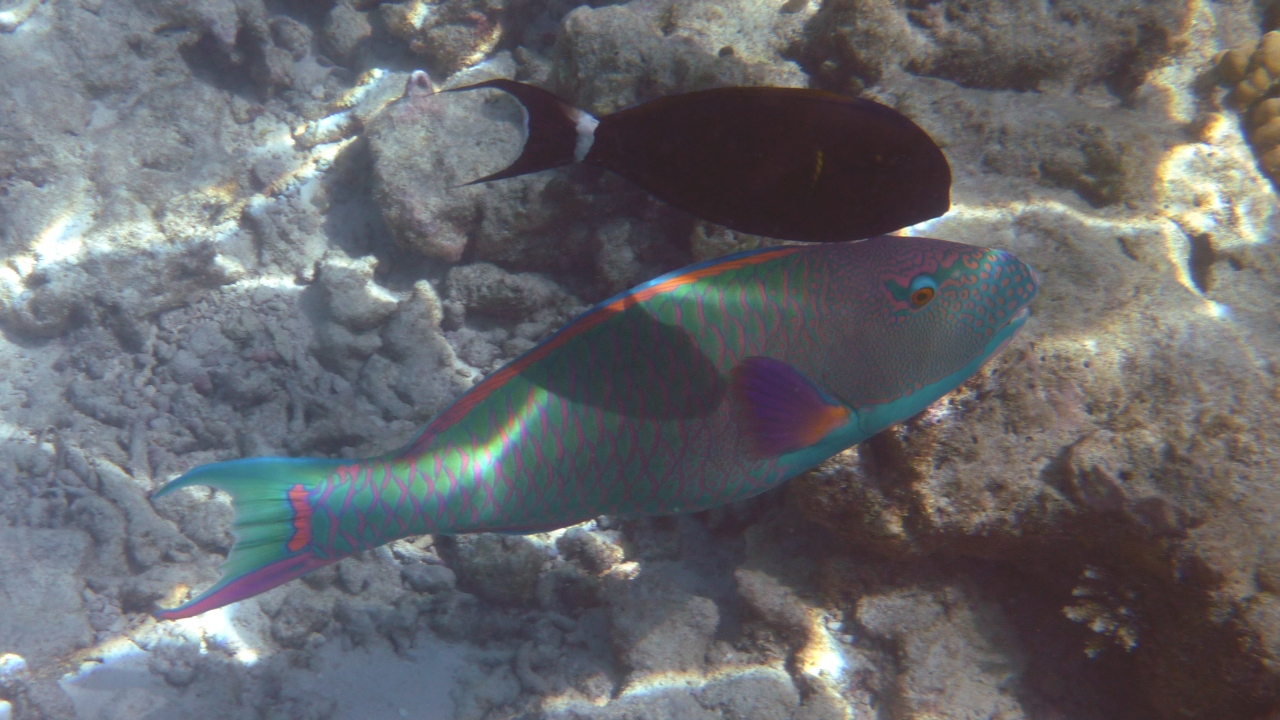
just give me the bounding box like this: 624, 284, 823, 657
908, 274, 937, 308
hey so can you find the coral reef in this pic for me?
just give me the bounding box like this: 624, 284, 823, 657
1, 1, 1279, 719
548, 1, 806, 114
856, 587, 1025, 718
797, 0, 1183, 95
321, 0, 375, 67
382, 0, 506, 75
1216, 32, 1280, 178
363, 51, 693, 288
789, 213, 1280, 716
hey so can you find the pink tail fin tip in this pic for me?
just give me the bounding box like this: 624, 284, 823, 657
155, 553, 338, 621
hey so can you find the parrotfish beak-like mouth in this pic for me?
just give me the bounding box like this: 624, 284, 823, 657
999, 305, 1031, 336
987, 305, 1031, 361
1008, 305, 1031, 326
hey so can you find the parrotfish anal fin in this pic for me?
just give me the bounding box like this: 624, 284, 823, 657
447, 79, 588, 185
731, 356, 852, 457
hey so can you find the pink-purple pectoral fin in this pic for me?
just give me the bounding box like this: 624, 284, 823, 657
731, 356, 852, 457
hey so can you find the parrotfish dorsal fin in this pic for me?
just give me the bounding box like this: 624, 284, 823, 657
731, 356, 853, 457
447, 79, 597, 185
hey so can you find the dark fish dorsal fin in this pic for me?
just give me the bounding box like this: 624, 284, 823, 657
731, 356, 852, 457
446, 79, 592, 185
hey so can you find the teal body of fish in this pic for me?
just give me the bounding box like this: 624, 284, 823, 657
154, 236, 1038, 620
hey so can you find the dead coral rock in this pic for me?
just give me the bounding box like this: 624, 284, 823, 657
689, 222, 770, 263
152, 0, 306, 96
694, 671, 801, 720
1041, 431, 1193, 539
365, 53, 595, 269
789, 203, 1280, 717
149, 485, 234, 555
735, 568, 814, 644
311, 316, 383, 378
1038, 123, 1127, 207
364, 61, 503, 262
265, 586, 335, 649
363, 279, 470, 422
549, 3, 801, 115
0, 673, 79, 720
269, 16, 312, 60
654, 0, 812, 75
0, 527, 93, 667
322, 0, 374, 66
448, 534, 546, 606
604, 564, 719, 678
594, 216, 692, 296
788, 447, 916, 555
1, 236, 241, 342
95, 458, 197, 569
315, 253, 401, 332
401, 561, 457, 594
556, 527, 625, 576
800, 0, 1183, 94
795, 0, 929, 92
857, 586, 1026, 719
381, 0, 505, 75
891, 78, 1168, 211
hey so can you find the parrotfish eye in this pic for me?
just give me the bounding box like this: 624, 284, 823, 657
908, 274, 937, 308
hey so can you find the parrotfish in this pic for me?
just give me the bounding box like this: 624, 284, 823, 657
154, 236, 1036, 620
449, 80, 952, 242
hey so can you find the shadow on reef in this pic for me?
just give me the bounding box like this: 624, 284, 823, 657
313, 135, 447, 286
727, 495, 1144, 719
789, 424, 1280, 720
176, 29, 264, 101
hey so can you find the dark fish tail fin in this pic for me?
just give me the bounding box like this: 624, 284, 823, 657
447, 79, 597, 184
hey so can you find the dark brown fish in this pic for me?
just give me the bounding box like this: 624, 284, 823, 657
448, 80, 951, 242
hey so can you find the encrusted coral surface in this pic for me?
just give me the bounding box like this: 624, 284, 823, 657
0, 1, 1278, 719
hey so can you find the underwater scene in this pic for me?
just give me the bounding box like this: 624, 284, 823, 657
0, 0, 1278, 718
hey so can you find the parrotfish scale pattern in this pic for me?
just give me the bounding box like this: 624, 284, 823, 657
292, 239, 1036, 549
156, 236, 1039, 620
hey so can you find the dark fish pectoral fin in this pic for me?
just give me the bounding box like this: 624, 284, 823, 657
447, 79, 594, 185
731, 356, 853, 457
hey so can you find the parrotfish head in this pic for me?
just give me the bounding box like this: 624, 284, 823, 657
825, 236, 1039, 425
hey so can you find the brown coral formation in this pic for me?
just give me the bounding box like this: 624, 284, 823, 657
1215, 32, 1280, 177
1248, 97, 1280, 176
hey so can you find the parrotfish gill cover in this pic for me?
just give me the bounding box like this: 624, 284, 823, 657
154, 236, 1038, 620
